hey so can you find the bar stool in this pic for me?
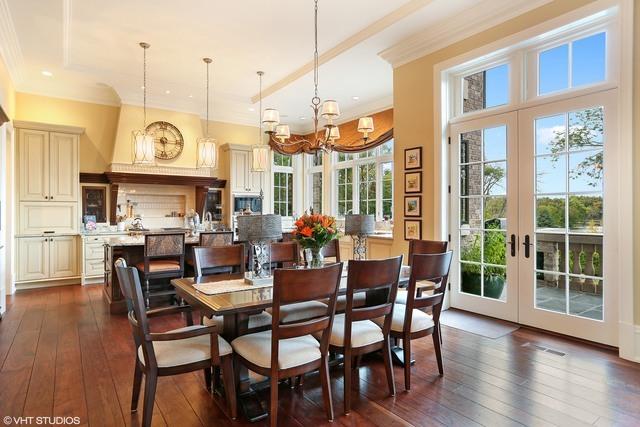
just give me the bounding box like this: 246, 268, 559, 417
135, 233, 185, 308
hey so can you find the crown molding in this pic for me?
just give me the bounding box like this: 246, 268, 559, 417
379, 0, 553, 68
0, 0, 24, 84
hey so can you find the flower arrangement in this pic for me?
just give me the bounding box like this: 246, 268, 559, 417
292, 213, 339, 267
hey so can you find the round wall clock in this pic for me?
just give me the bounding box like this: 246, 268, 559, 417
146, 121, 184, 160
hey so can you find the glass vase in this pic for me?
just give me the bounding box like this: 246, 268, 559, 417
309, 247, 324, 268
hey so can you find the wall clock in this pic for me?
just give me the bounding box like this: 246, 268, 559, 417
146, 121, 184, 160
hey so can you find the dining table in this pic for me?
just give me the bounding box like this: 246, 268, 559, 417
171, 263, 434, 421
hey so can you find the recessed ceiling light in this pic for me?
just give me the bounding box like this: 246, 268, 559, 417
352, 96, 359, 101
165, 90, 171, 94
248, 107, 255, 112
41, 70, 53, 77
140, 86, 145, 90
299, 116, 306, 120
188, 94, 193, 98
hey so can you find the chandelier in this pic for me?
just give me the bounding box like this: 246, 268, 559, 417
251, 71, 270, 172
261, 0, 374, 154
196, 57, 218, 169
132, 42, 155, 164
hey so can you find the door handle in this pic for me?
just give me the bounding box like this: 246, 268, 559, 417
522, 234, 532, 258
508, 234, 516, 257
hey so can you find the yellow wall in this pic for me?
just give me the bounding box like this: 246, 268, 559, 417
111, 104, 258, 174
391, 0, 593, 258
0, 56, 15, 119
14, 93, 120, 173
633, 1, 640, 322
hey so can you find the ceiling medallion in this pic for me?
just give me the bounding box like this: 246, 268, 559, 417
261, 0, 375, 155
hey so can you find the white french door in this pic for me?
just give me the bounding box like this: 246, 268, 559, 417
450, 112, 519, 322
518, 90, 618, 345
449, 90, 618, 345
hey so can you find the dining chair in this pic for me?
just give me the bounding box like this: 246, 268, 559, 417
135, 232, 185, 308
231, 264, 344, 427
269, 241, 300, 268
374, 251, 452, 390
396, 239, 449, 304
195, 245, 272, 333
320, 239, 341, 262
186, 231, 234, 273
323, 256, 403, 414
115, 258, 237, 426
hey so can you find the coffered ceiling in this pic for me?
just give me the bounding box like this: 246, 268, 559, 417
1, 0, 548, 132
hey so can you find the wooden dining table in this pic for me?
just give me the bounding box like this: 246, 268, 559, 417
171, 264, 425, 421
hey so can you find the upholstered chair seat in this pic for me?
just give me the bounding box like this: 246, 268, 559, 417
137, 325, 232, 368
266, 301, 328, 324
318, 313, 383, 348
232, 330, 321, 370
203, 311, 272, 332
135, 260, 181, 273
373, 304, 434, 333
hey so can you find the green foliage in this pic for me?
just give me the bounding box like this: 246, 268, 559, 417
537, 196, 602, 231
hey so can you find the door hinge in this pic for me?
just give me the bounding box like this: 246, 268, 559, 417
448, 136, 451, 145
447, 282, 451, 291
447, 234, 451, 242
448, 185, 451, 194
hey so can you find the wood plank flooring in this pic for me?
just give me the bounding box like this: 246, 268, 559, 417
1, 285, 639, 426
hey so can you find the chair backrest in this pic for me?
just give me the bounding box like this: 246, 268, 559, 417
344, 256, 403, 341
199, 231, 233, 247
193, 244, 245, 277
320, 239, 341, 262
114, 260, 157, 368
270, 264, 343, 370
405, 251, 453, 328
408, 239, 448, 261
143, 232, 186, 273
270, 241, 300, 267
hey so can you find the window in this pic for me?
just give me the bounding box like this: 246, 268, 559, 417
311, 172, 322, 213
538, 32, 606, 95
332, 140, 394, 220
273, 153, 293, 217
462, 64, 509, 114
306, 151, 323, 214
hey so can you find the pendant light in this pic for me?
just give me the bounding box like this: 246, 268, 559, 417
132, 42, 155, 164
251, 71, 270, 172
196, 57, 218, 169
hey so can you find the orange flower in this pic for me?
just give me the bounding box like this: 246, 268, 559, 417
321, 216, 332, 228
295, 219, 304, 228
300, 226, 313, 237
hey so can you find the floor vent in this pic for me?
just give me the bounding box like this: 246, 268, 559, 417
521, 342, 566, 356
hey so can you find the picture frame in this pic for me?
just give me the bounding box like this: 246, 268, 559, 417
404, 171, 422, 193
404, 195, 421, 217
404, 147, 422, 170
404, 220, 422, 241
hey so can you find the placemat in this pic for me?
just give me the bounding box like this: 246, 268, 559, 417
193, 279, 272, 295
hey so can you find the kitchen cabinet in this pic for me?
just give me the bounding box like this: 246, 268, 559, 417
18, 128, 79, 202
228, 148, 262, 193
81, 234, 121, 285
16, 236, 79, 283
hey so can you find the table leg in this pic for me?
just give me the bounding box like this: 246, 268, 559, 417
390, 339, 415, 367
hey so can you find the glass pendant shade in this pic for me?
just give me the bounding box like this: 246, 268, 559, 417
251, 144, 270, 172
321, 100, 340, 119
262, 108, 280, 125
275, 124, 290, 141
197, 136, 218, 168
325, 126, 340, 141
357, 117, 374, 134
132, 130, 155, 164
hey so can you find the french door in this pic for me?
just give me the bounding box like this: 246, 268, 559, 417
449, 90, 618, 345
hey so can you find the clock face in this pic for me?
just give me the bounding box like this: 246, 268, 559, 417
146, 121, 184, 160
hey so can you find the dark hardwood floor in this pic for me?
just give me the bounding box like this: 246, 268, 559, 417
1, 285, 640, 426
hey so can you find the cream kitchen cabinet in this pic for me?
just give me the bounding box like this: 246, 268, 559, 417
17, 127, 79, 202
225, 145, 263, 194
81, 234, 121, 285
16, 236, 79, 284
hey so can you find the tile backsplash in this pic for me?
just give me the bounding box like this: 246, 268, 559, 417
115, 184, 195, 229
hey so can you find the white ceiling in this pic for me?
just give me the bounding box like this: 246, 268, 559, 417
2, 0, 529, 132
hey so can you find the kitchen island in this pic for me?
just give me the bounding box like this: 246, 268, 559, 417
103, 232, 231, 313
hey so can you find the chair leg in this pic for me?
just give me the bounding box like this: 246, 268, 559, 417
403, 335, 411, 391
433, 328, 444, 376
270, 375, 279, 427
131, 362, 143, 412
298, 374, 304, 387
439, 323, 443, 344
382, 338, 396, 397
221, 355, 237, 420
319, 356, 334, 421
142, 371, 158, 427
344, 351, 352, 415
203, 367, 212, 391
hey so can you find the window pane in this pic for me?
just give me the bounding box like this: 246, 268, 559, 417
569, 150, 603, 193
572, 32, 606, 87
536, 154, 567, 194
485, 64, 509, 108
312, 172, 322, 213
569, 107, 603, 151
460, 130, 482, 163
483, 162, 506, 196
539, 44, 569, 95
311, 151, 323, 166
380, 140, 393, 155
569, 194, 603, 233
536, 195, 566, 230
483, 126, 506, 162
536, 114, 566, 156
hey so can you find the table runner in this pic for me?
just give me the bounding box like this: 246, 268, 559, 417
193, 278, 272, 295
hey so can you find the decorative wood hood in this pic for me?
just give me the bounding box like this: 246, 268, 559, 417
80, 172, 225, 188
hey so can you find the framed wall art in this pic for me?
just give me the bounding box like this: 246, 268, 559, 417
404, 195, 421, 217
404, 220, 422, 240
404, 171, 422, 193
404, 147, 422, 170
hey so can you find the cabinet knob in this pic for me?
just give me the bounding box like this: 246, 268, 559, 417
50, 196, 53, 200
44, 196, 49, 199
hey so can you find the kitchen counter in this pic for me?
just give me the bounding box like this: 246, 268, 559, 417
104, 235, 201, 247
